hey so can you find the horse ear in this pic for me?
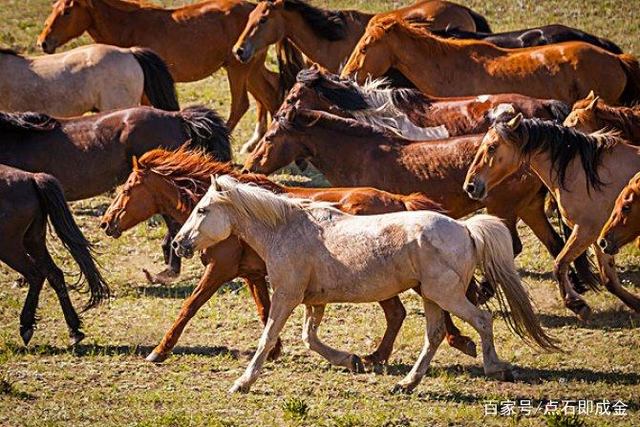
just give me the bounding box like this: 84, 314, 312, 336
210, 175, 219, 191
586, 90, 596, 100
586, 96, 600, 111
507, 113, 523, 129
132, 156, 139, 170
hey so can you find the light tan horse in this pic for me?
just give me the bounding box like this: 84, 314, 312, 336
38, 0, 281, 145
0, 44, 178, 115
173, 175, 558, 394
464, 114, 640, 319
341, 17, 640, 105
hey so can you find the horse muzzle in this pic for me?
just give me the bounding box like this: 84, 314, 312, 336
597, 236, 619, 256
38, 38, 58, 54
100, 220, 122, 239
172, 239, 195, 259
463, 178, 487, 201
233, 43, 254, 64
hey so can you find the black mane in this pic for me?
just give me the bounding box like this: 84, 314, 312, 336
0, 112, 60, 133
495, 117, 620, 191
296, 68, 369, 110
281, 0, 349, 41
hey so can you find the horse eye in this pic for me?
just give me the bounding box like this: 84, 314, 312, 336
259, 16, 267, 24
487, 145, 497, 154
197, 207, 208, 215
622, 204, 632, 212
360, 47, 366, 54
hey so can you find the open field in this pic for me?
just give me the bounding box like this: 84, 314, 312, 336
1, 1, 640, 426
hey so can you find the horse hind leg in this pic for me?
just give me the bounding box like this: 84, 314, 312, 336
594, 247, 640, 312
302, 305, 364, 373
362, 296, 406, 366
392, 299, 446, 394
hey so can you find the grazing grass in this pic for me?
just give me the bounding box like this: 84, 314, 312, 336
1, 0, 640, 426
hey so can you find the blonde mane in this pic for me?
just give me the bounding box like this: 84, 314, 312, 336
210, 175, 335, 228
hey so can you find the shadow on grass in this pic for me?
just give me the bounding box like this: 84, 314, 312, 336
1, 343, 238, 359
135, 280, 244, 299
383, 362, 640, 387
539, 308, 639, 329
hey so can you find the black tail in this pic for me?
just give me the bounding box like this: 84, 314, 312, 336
466, 7, 492, 33
179, 106, 232, 162
546, 100, 571, 124
32, 174, 110, 311
130, 47, 180, 111
276, 39, 307, 100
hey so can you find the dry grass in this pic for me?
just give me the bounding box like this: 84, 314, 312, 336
1, 1, 640, 426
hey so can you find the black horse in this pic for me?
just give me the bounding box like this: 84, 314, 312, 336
0, 107, 231, 282
432, 24, 622, 54
0, 164, 110, 346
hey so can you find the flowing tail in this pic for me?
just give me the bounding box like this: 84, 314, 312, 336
32, 173, 110, 311
619, 54, 640, 105
465, 215, 560, 351
276, 39, 307, 100
178, 106, 232, 162
130, 47, 180, 111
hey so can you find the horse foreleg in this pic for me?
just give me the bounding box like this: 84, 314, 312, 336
144, 215, 182, 285
392, 300, 446, 393
243, 273, 282, 361
302, 304, 365, 372
146, 257, 238, 363
241, 64, 279, 154
229, 289, 299, 393
593, 247, 640, 312
225, 65, 251, 132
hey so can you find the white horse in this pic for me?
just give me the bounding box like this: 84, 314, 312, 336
0, 44, 178, 116
173, 175, 558, 394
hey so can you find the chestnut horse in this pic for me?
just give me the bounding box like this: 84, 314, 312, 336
233, 0, 490, 91
341, 17, 640, 105
243, 106, 597, 307
101, 148, 480, 365
431, 24, 622, 53
0, 44, 178, 115
464, 114, 640, 319
598, 172, 640, 254
0, 107, 230, 282
38, 0, 282, 146
0, 164, 109, 346
564, 91, 640, 143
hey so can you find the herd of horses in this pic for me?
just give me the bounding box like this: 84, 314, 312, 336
2, 0, 640, 393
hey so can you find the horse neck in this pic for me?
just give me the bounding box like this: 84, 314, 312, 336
598, 106, 640, 141
86, 0, 156, 45
148, 175, 192, 223
284, 9, 372, 71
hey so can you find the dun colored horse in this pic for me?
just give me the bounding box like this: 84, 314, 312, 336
432, 24, 622, 53
101, 148, 479, 365
233, 0, 490, 89
598, 172, 640, 254
173, 175, 558, 393
243, 105, 598, 309
0, 44, 178, 115
0, 108, 230, 281
0, 164, 109, 346
341, 17, 640, 105
564, 91, 640, 143
464, 114, 640, 318
38, 0, 281, 146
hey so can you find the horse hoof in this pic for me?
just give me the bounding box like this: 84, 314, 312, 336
20, 327, 34, 346
228, 382, 250, 394
69, 330, 85, 347
146, 350, 169, 363
143, 269, 179, 286
349, 355, 365, 373
362, 352, 388, 367
566, 298, 592, 321
390, 383, 415, 395
464, 340, 477, 358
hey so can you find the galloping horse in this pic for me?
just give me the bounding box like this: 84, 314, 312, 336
233, 0, 490, 91
0, 164, 109, 346
341, 17, 640, 105
101, 148, 479, 366
0, 108, 230, 280
598, 172, 640, 254
38, 0, 281, 146
464, 114, 640, 318
243, 105, 598, 311
564, 91, 640, 142
432, 24, 622, 53
173, 175, 558, 393
0, 44, 178, 115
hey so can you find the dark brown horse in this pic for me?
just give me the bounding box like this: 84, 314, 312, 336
243, 105, 598, 314
0, 163, 109, 346
432, 24, 622, 54
0, 108, 231, 280
101, 148, 480, 365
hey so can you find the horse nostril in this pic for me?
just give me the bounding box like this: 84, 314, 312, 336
100, 222, 108, 230
172, 241, 179, 250
465, 183, 476, 194
235, 47, 244, 57
598, 238, 608, 250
